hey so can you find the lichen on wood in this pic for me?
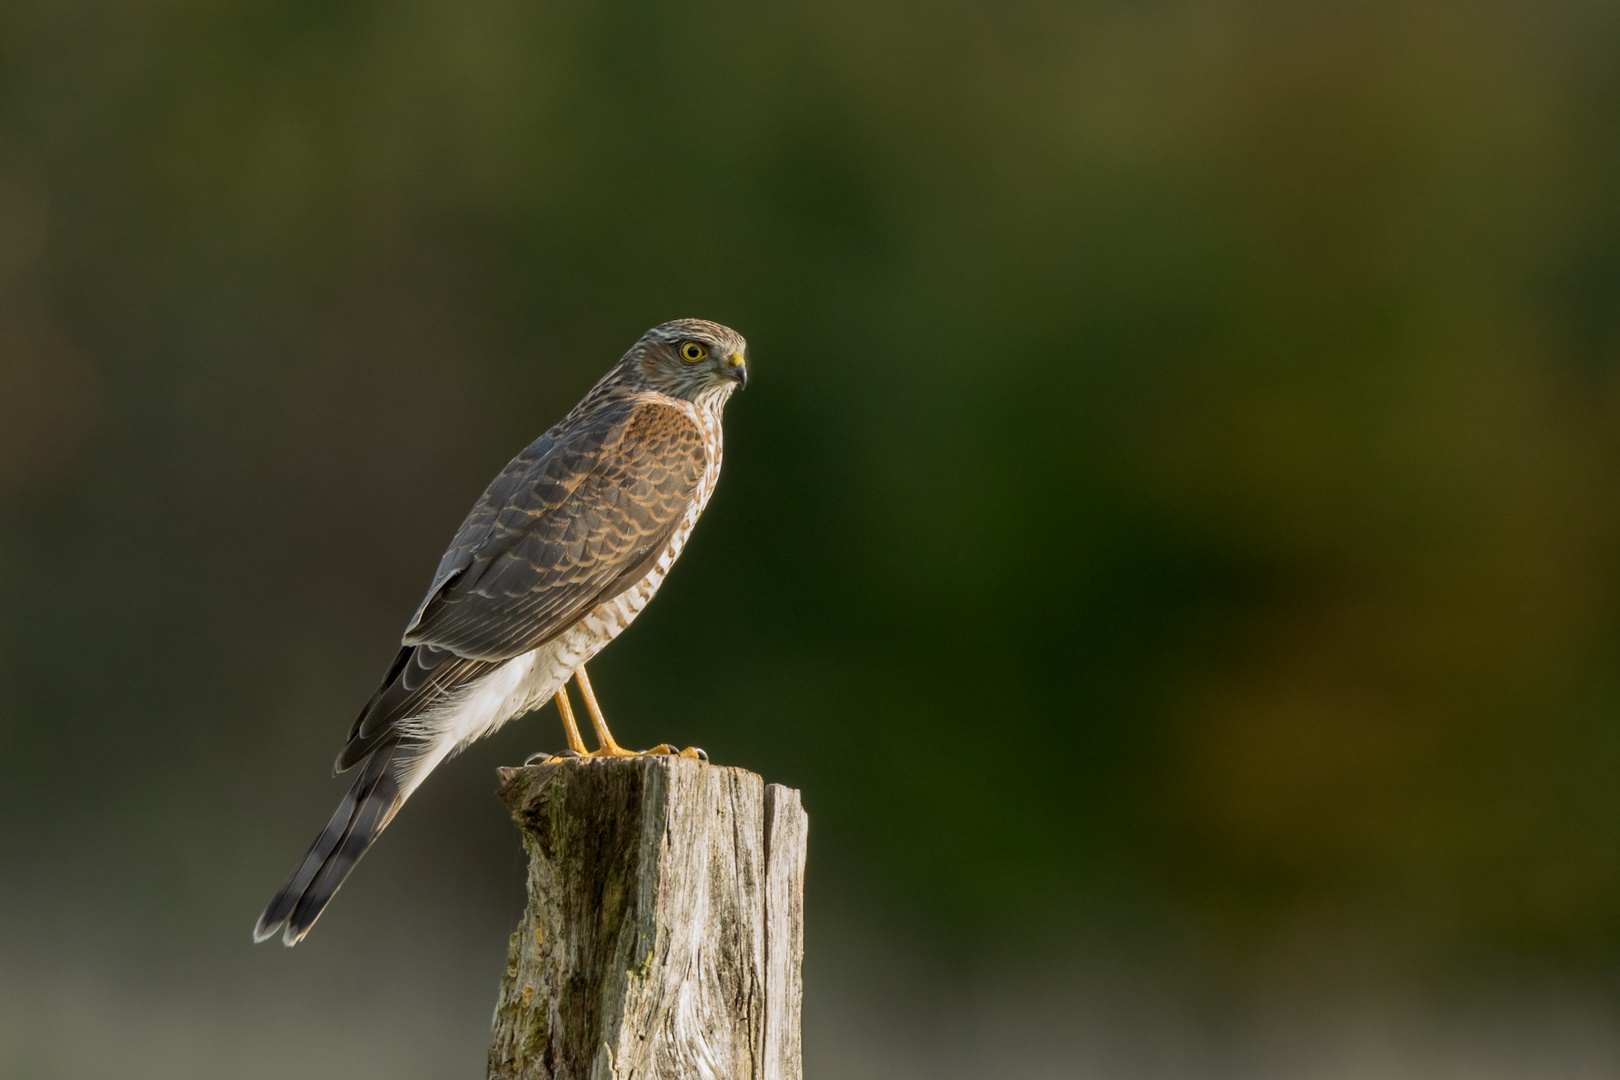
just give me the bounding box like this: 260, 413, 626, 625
488, 755, 807, 1080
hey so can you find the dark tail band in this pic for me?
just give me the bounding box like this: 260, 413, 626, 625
254, 742, 409, 946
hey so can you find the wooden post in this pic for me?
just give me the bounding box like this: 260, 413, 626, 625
488, 755, 807, 1080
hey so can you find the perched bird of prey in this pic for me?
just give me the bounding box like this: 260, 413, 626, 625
254, 319, 748, 946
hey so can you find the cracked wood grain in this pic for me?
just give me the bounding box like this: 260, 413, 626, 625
488, 755, 806, 1080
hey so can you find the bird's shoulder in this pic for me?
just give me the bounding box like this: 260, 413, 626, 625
490, 392, 706, 510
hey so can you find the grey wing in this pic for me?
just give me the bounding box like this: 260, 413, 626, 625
405, 397, 708, 660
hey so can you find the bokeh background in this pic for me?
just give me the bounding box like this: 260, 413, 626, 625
5, 0, 1620, 1076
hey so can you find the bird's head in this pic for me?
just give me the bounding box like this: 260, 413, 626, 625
630, 319, 749, 411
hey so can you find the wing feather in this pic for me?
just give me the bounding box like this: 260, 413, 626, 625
403, 398, 707, 661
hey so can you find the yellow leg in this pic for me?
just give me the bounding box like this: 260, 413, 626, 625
554, 687, 589, 755
575, 664, 639, 757
537, 664, 702, 763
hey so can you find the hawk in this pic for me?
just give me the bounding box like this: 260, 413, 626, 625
254, 319, 749, 946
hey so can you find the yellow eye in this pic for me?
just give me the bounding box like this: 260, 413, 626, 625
680, 341, 708, 363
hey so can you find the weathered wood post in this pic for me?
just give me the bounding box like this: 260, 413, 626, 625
488, 755, 807, 1080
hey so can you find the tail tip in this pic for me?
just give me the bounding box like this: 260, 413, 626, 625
252, 916, 309, 947
252, 912, 282, 945
253, 904, 308, 947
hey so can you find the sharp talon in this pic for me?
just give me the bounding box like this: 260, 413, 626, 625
523, 751, 552, 766
679, 747, 708, 762
547, 748, 583, 762
645, 744, 679, 756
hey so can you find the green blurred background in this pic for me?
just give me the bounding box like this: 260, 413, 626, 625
5, 0, 1620, 1076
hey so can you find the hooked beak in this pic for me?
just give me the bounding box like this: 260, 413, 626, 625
725, 350, 748, 390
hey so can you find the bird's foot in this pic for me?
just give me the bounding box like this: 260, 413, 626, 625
641, 744, 708, 761
584, 743, 642, 758
524, 748, 583, 765
525, 745, 707, 763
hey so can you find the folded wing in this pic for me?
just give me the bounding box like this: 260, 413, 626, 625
337, 398, 708, 769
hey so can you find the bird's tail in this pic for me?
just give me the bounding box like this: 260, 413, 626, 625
254, 740, 414, 946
